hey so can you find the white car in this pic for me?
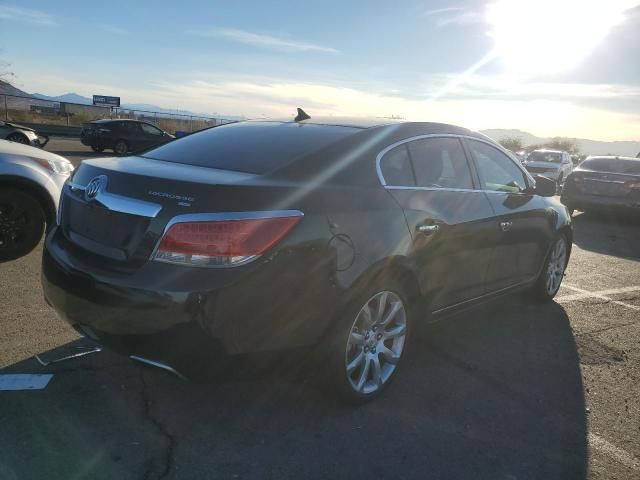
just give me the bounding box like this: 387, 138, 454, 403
523, 149, 574, 191
0, 140, 74, 261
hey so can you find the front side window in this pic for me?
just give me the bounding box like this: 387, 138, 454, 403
467, 140, 528, 193
408, 137, 473, 189
141, 123, 163, 136
379, 145, 415, 186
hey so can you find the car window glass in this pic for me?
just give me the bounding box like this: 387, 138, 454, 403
408, 137, 473, 189
141, 123, 163, 135
118, 122, 136, 132
380, 145, 415, 186
468, 140, 528, 193
581, 158, 640, 175
142, 122, 359, 174
528, 151, 562, 163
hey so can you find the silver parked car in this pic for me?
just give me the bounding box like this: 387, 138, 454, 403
0, 121, 49, 147
0, 140, 74, 261
523, 149, 574, 191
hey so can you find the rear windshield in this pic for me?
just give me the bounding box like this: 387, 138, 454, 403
580, 158, 640, 175
141, 121, 359, 174
528, 151, 562, 163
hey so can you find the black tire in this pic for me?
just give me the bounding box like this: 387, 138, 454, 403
325, 277, 414, 404
531, 233, 569, 302
6, 133, 29, 145
91, 145, 104, 153
113, 140, 128, 156
0, 188, 46, 261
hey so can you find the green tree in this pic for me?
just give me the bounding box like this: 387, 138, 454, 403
499, 136, 524, 152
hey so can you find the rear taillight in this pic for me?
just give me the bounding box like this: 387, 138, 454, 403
623, 180, 640, 190
153, 212, 303, 267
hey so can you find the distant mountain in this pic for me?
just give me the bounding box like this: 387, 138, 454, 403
480, 129, 640, 157
0, 80, 30, 97
28, 92, 242, 120
32, 92, 92, 104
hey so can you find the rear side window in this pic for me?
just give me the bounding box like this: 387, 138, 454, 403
408, 137, 473, 189
581, 158, 640, 175
142, 122, 359, 174
380, 145, 415, 186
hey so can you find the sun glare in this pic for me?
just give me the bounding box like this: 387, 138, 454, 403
486, 0, 634, 75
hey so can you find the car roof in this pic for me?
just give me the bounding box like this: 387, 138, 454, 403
585, 155, 639, 161
91, 118, 145, 124
245, 118, 478, 135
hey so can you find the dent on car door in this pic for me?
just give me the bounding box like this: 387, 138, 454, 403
465, 139, 552, 288
380, 136, 495, 311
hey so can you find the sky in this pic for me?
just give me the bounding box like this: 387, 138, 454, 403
1, 0, 639, 141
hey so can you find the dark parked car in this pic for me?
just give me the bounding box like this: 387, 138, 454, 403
561, 156, 640, 215
42, 117, 571, 402
0, 121, 49, 147
81, 119, 174, 155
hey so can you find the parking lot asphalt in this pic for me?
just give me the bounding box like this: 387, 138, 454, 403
0, 138, 639, 479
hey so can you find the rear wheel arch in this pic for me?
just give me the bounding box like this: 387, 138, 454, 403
340, 257, 421, 313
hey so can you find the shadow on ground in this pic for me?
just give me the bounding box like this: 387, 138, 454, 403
571, 211, 640, 260
0, 298, 587, 480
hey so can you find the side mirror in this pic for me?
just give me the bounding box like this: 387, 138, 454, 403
532, 175, 556, 197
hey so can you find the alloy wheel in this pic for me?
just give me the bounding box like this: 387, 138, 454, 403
345, 291, 407, 395
0, 201, 29, 252
546, 237, 567, 295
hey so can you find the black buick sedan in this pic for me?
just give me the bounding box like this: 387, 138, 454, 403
42, 116, 571, 402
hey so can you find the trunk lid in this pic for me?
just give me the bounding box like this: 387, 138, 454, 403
59, 156, 289, 268
569, 170, 640, 199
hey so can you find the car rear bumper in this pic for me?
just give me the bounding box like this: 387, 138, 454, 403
41, 228, 336, 357
561, 191, 640, 212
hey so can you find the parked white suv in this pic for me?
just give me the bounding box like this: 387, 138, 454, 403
0, 140, 73, 261
523, 149, 574, 192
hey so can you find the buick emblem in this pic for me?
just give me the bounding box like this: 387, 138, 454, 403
84, 175, 108, 202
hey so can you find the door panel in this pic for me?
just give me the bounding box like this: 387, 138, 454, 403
380, 137, 495, 310
465, 138, 552, 290
388, 189, 496, 309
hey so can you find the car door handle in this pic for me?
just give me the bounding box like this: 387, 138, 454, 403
417, 224, 440, 235
500, 221, 513, 232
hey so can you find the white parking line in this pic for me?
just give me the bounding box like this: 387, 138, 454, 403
589, 433, 640, 471
558, 285, 640, 311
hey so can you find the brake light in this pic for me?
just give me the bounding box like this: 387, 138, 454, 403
153, 213, 303, 267
624, 180, 640, 190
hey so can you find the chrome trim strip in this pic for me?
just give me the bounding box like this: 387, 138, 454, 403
93, 191, 162, 218
129, 355, 187, 381
67, 181, 162, 218
384, 185, 484, 193
376, 133, 532, 192
150, 210, 304, 267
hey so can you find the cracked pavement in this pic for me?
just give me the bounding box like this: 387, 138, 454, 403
1, 160, 639, 480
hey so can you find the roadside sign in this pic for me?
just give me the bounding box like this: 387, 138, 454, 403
92, 95, 121, 107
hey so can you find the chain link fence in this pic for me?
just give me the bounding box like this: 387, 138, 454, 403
1, 93, 236, 135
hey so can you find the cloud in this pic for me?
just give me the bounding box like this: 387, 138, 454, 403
100, 25, 128, 35
422, 7, 464, 16
14, 69, 640, 141
0, 5, 56, 26
435, 11, 483, 27
191, 28, 338, 53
